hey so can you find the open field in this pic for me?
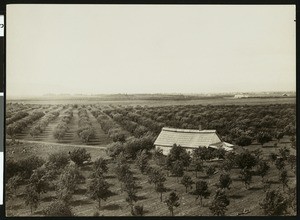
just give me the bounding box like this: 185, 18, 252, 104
7, 96, 295, 106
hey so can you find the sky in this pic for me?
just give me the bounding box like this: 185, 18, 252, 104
6, 5, 296, 97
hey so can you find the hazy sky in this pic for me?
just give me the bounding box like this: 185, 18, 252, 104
7, 5, 295, 96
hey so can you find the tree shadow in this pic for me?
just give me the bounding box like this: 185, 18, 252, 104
16, 192, 26, 199
34, 210, 45, 215
248, 186, 262, 191
70, 199, 94, 207
267, 180, 280, 184
102, 203, 122, 211
74, 188, 87, 195
166, 187, 173, 192
41, 195, 57, 202
108, 183, 115, 187
108, 191, 118, 197
9, 203, 22, 210
81, 165, 93, 171
201, 175, 210, 180
229, 194, 244, 199
105, 174, 116, 179
137, 195, 148, 201
135, 185, 143, 190
133, 176, 141, 181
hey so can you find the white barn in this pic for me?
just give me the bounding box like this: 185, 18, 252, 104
154, 127, 234, 155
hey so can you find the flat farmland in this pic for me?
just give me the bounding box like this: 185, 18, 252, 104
5, 100, 296, 216
7, 96, 296, 106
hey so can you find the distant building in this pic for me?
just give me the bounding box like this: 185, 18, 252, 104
154, 127, 234, 155
234, 94, 249, 99
282, 93, 288, 97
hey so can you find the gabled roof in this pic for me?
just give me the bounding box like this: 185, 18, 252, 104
154, 127, 222, 148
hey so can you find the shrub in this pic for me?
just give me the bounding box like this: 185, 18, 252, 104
47, 151, 70, 170
235, 151, 257, 170
69, 148, 91, 166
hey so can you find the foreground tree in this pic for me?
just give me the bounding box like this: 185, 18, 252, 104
256, 161, 270, 182
24, 184, 40, 214
43, 200, 73, 216
260, 190, 288, 216
47, 151, 70, 171
209, 189, 230, 216
239, 168, 252, 189
56, 165, 85, 203
156, 182, 167, 202
288, 155, 296, 171
279, 170, 288, 190
218, 173, 232, 190
278, 147, 290, 161
148, 167, 166, 184
87, 174, 112, 210
6, 175, 21, 201
29, 167, 50, 198
171, 160, 184, 181
165, 191, 180, 216
193, 160, 203, 178
268, 152, 278, 163
131, 205, 144, 216
167, 144, 191, 171
136, 150, 149, 174
181, 175, 194, 193
194, 181, 210, 206
275, 158, 285, 171
206, 165, 216, 178
123, 173, 138, 213
275, 131, 284, 143
93, 157, 108, 176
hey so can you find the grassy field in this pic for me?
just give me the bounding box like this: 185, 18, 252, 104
5, 139, 296, 216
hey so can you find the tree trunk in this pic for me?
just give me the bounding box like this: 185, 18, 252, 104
195, 171, 197, 178
200, 196, 203, 206
130, 205, 134, 214
160, 192, 163, 202
98, 199, 101, 210
171, 208, 174, 216
186, 186, 188, 193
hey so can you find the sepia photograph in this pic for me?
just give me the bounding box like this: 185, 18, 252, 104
5, 4, 296, 216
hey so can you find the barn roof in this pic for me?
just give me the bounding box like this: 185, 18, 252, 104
154, 127, 223, 148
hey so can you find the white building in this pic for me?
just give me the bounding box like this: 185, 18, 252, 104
234, 94, 250, 99
154, 127, 234, 155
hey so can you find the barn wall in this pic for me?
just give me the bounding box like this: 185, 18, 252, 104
155, 145, 195, 155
